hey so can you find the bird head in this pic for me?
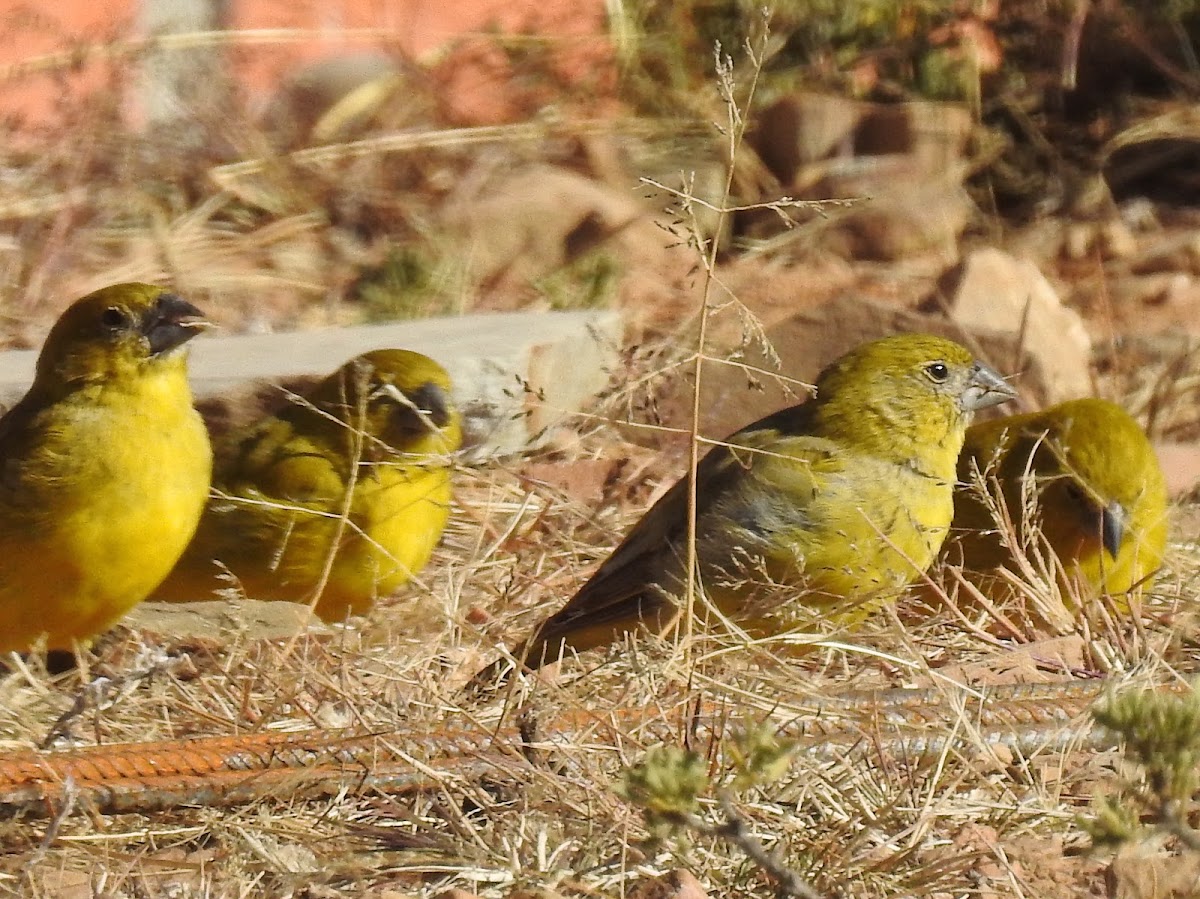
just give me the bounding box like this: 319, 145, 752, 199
1026, 399, 1165, 562
312, 349, 463, 460
35, 283, 208, 390
813, 333, 1017, 465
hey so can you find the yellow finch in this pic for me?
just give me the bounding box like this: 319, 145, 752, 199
503, 333, 1016, 669
948, 398, 1168, 608
152, 349, 461, 622
0, 283, 211, 652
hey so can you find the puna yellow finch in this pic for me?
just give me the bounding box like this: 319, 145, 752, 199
152, 349, 461, 622
948, 398, 1168, 609
0, 283, 211, 651
498, 333, 1016, 670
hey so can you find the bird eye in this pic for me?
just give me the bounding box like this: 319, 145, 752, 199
924, 361, 950, 383
100, 306, 129, 330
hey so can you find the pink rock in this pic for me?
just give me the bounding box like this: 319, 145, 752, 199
937, 248, 1093, 403
1154, 441, 1200, 497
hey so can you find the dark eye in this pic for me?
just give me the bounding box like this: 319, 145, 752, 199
925, 361, 950, 383
101, 306, 129, 330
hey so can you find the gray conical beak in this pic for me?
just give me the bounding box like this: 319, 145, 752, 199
1101, 500, 1128, 559
143, 293, 209, 356
961, 361, 1017, 412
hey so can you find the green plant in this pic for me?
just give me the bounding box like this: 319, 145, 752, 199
534, 251, 621, 311
348, 244, 457, 321
617, 727, 820, 899
1085, 683, 1200, 850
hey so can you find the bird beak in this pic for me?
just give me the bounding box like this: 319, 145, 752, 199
143, 293, 210, 356
1101, 500, 1127, 558
960, 362, 1017, 412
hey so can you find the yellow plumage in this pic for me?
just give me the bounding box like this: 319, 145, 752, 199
947, 397, 1168, 610
152, 349, 461, 622
0, 283, 211, 651
506, 333, 1017, 668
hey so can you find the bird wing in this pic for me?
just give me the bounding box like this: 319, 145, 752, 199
0, 390, 96, 529
527, 404, 833, 652
219, 412, 348, 506
0, 396, 46, 513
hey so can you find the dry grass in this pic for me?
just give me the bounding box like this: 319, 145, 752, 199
2, 450, 1194, 897
0, 12, 1198, 899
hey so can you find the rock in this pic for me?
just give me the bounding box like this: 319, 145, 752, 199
741, 155, 973, 261
750, 94, 972, 187
855, 100, 974, 177
816, 165, 973, 261
751, 93, 863, 185
0, 310, 622, 457
628, 869, 710, 899
439, 164, 660, 288
932, 248, 1093, 402
745, 94, 974, 261
1153, 441, 1200, 497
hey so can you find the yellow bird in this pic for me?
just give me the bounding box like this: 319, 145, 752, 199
0, 283, 211, 652
498, 333, 1016, 670
947, 398, 1168, 609
152, 349, 461, 622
